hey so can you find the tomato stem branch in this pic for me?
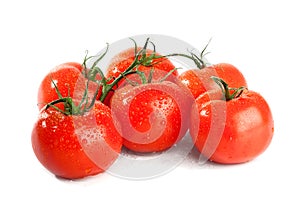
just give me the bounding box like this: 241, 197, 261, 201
211, 76, 246, 101
98, 37, 166, 102
163, 38, 211, 69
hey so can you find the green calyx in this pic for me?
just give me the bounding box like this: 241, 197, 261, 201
44, 45, 109, 116
211, 76, 246, 101
45, 77, 101, 116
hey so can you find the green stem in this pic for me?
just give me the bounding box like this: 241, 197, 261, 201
165, 53, 206, 69
99, 70, 141, 102
164, 38, 211, 69
211, 76, 246, 101
98, 38, 153, 102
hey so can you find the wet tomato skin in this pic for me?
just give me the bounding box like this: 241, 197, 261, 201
111, 81, 193, 153
37, 62, 104, 109
31, 101, 122, 179
179, 63, 247, 99
190, 89, 274, 164
106, 47, 177, 87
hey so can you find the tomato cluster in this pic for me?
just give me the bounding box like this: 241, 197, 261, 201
31, 38, 274, 179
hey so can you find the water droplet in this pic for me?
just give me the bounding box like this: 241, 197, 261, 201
200, 109, 210, 117
122, 96, 133, 105
82, 139, 87, 144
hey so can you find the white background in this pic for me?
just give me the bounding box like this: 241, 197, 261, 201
1, 0, 299, 210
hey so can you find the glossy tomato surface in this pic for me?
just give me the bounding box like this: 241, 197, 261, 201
31, 101, 123, 179
106, 47, 177, 86
190, 89, 274, 164
179, 63, 247, 99
37, 62, 101, 110
111, 81, 193, 153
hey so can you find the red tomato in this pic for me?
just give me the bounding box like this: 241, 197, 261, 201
190, 81, 274, 164
37, 62, 101, 110
179, 63, 247, 99
111, 81, 193, 153
31, 101, 123, 179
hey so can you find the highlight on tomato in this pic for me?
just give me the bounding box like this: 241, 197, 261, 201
179, 63, 248, 99
175, 41, 247, 99
111, 77, 193, 153
31, 101, 123, 179
190, 76, 274, 164
106, 41, 178, 86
